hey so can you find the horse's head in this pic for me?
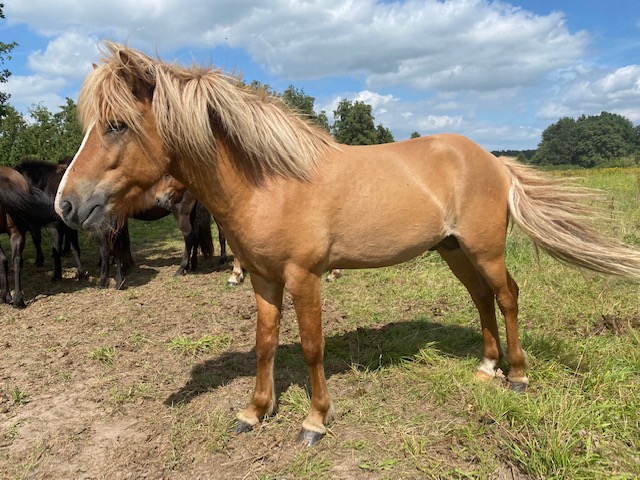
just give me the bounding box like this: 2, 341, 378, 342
55, 42, 169, 230
152, 174, 187, 210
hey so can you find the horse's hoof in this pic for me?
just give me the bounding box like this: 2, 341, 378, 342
509, 381, 528, 393
233, 421, 254, 434
296, 428, 324, 447
227, 281, 238, 287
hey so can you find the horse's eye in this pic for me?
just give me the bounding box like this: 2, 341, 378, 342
106, 121, 128, 135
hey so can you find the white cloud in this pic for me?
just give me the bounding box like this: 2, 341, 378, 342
354, 90, 398, 113
27, 32, 99, 78
7, 0, 589, 92
538, 64, 640, 122
5, 74, 68, 113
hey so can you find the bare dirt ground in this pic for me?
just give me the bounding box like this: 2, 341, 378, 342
0, 235, 530, 479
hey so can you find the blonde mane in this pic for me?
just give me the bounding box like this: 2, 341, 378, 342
78, 41, 339, 181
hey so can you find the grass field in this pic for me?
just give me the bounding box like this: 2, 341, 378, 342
1, 167, 639, 479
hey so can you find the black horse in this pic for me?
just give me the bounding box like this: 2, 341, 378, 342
97, 188, 222, 289
15, 158, 86, 282
0, 166, 60, 307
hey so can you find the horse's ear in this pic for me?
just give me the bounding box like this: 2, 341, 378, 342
92, 62, 98, 70
116, 49, 155, 102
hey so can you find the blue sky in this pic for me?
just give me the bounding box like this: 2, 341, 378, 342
2, 0, 639, 151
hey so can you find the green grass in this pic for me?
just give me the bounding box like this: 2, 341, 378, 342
88, 345, 118, 366
1, 167, 638, 479
168, 334, 232, 357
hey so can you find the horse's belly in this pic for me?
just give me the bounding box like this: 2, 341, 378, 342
328, 217, 445, 269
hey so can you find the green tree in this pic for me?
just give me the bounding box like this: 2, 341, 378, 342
531, 117, 577, 166
331, 99, 394, 145
573, 112, 637, 167
375, 124, 394, 144
0, 104, 28, 166
53, 97, 83, 156
0, 99, 83, 166
280, 85, 330, 132
533, 112, 639, 167
410, 132, 421, 139
0, 3, 18, 118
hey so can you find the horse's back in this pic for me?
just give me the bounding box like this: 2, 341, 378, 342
0, 166, 30, 192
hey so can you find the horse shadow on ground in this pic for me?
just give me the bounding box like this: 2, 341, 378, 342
165, 318, 485, 407
127, 244, 233, 276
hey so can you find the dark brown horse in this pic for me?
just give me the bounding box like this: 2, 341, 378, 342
55, 43, 640, 445
15, 158, 86, 282
0, 166, 60, 307
96, 175, 224, 289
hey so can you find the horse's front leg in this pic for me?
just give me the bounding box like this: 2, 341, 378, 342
235, 273, 283, 432
48, 224, 63, 282
67, 228, 86, 280
288, 269, 334, 446
10, 231, 26, 308
97, 233, 110, 289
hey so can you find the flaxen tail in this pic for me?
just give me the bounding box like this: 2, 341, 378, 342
501, 157, 640, 279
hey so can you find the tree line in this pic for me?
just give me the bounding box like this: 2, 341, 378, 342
497, 112, 640, 168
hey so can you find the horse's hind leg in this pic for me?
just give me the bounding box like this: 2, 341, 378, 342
31, 227, 45, 268
469, 253, 526, 391
227, 257, 245, 286
438, 247, 503, 380
0, 244, 10, 303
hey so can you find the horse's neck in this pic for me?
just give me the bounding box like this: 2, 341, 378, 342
170, 143, 254, 232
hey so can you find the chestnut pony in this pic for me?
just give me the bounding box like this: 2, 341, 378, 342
55, 43, 640, 446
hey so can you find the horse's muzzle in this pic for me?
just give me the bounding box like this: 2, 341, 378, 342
56, 194, 108, 230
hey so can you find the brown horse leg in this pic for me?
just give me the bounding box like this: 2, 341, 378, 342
67, 228, 86, 280
31, 227, 45, 268
10, 230, 26, 308
287, 269, 334, 446
235, 273, 283, 432
216, 219, 227, 264
49, 224, 64, 282
97, 232, 111, 289
472, 254, 526, 391
0, 244, 10, 303
438, 248, 503, 381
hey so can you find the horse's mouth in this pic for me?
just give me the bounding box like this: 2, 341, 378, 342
81, 203, 107, 230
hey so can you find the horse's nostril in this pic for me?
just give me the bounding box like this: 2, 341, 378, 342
59, 200, 72, 217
